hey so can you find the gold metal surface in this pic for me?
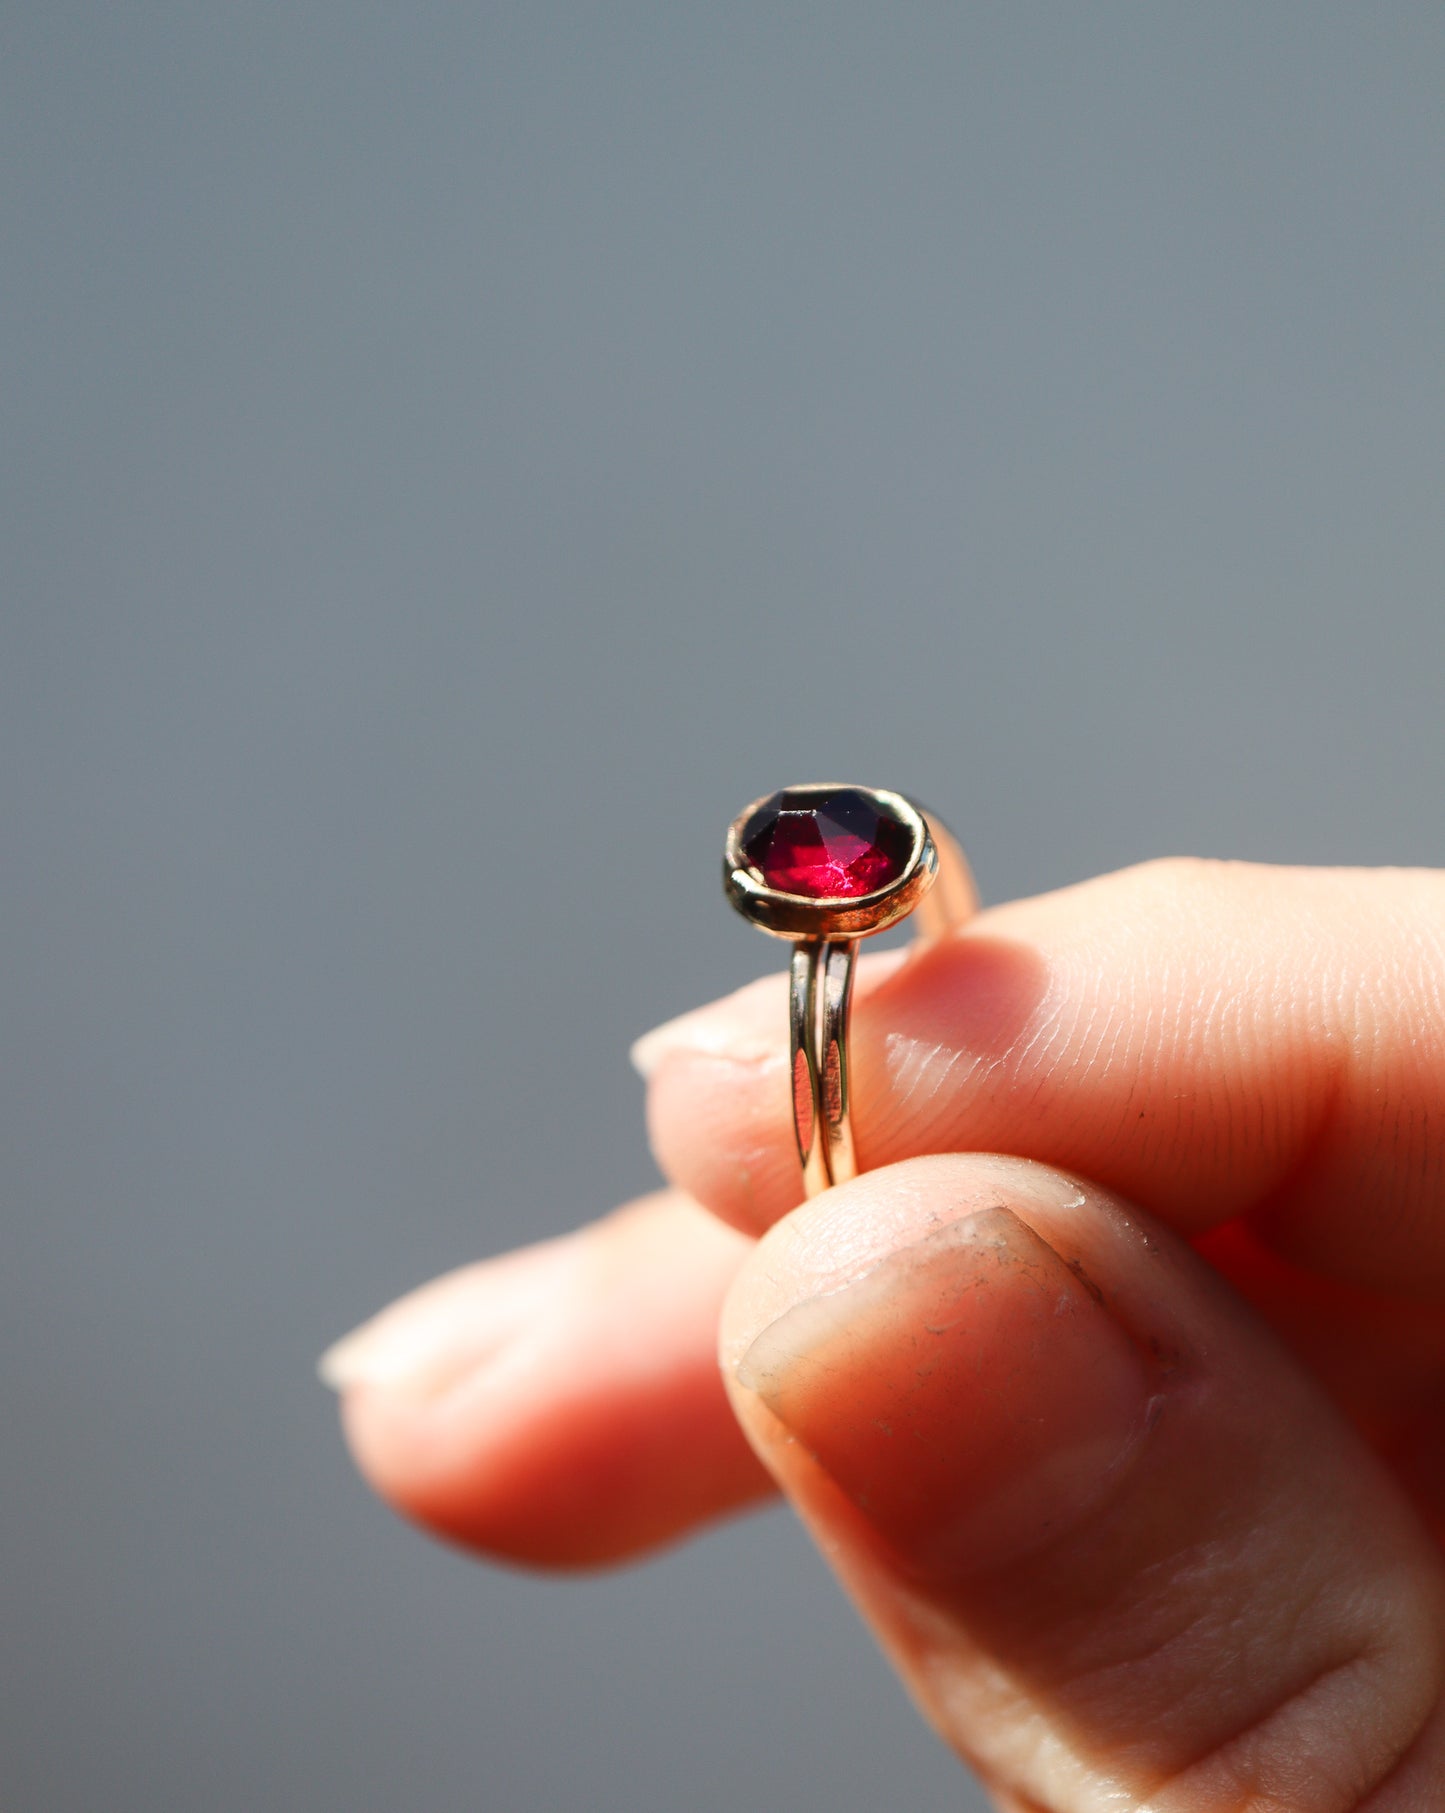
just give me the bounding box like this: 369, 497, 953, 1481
723, 785, 977, 1198
789, 943, 831, 1197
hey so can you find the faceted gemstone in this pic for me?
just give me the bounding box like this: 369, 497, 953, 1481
740, 787, 914, 899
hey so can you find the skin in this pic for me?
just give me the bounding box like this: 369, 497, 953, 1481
324, 860, 1445, 1809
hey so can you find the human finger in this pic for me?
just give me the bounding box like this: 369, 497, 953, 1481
322, 1190, 773, 1566
638, 860, 1445, 1295
723, 1153, 1445, 1808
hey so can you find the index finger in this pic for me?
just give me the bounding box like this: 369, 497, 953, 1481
635, 858, 1445, 1298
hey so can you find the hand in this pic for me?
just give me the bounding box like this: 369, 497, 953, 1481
323, 860, 1445, 1809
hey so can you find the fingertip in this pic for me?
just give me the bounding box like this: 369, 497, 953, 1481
332, 1193, 775, 1568
340, 1365, 766, 1569
639, 949, 917, 1233
629, 973, 790, 1080
730, 1197, 1153, 1579
644, 1049, 800, 1236
718, 1154, 1445, 1805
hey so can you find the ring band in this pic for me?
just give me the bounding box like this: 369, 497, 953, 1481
723, 785, 976, 1197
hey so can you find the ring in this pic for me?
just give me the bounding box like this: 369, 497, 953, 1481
723, 784, 977, 1198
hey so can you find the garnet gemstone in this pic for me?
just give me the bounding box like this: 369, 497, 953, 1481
740, 787, 915, 899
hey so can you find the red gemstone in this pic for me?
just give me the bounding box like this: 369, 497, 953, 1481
740, 787, 914, 899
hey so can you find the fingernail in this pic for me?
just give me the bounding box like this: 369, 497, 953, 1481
736, 1206, 1153, 1579
629, 974, 787, 1078
318, 1250, 560, 1395
317, 1306, 485, 1395
318, 1312, 461, 1394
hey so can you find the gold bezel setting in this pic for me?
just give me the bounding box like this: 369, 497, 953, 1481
722, 783, 938, 941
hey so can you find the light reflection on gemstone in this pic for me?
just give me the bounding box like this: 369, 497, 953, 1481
740, 787, 914, 899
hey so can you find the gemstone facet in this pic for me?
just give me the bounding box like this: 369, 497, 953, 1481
739, 787, 915, 899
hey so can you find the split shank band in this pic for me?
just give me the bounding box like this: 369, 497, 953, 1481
723, 785, 977, 1198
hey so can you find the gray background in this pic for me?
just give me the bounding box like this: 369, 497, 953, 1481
4, 6, 1444, 1810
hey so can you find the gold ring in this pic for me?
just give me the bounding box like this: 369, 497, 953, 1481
723, 784, 977, 1198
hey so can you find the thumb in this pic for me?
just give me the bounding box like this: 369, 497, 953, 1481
721, 1155, 1445, 1810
